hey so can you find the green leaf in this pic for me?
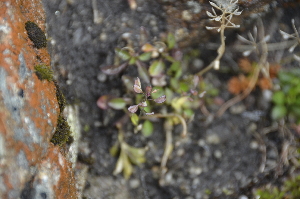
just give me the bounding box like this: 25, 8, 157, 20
130, 113, 139, 126
271, 105, 287, 120
171, 97, 189, 113
113, 150, 124, 176
124, 143, 147, 165
272, 91, 285, 105
137, 61, 150, 84
108, 98, 126, 110
164, 54, 176, 63
129, 57, 137, 65
183, 108, 194, 118
149, 60, 165, 77
120, 150, 133, 179
138, 52, 152, 61
115, 48, 131, 61
151, 86, 164, 99
165, 87, 174, 104
167, 61, 182, 78
170, 78, 179, 90
179, 82, 189, 92
167, 33, 176, 49
122, 75, 134, 92
109, 143, 120, 156
143, 105, 152, 113
142, 120, 154, 137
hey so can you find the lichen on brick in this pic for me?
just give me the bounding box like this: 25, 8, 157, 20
34, 64, 53, 81
25, 21, 47, 49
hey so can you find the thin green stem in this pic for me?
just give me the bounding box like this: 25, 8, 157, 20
140, 113, 187, 137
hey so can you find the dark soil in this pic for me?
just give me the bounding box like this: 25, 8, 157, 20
43, 1, 300, 198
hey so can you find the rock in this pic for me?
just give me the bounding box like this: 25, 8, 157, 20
0, 1, 78, 198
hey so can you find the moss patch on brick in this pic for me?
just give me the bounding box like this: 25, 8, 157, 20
54, 81, 66, 112
50, 113, 72, 146
34, 64, 53, 81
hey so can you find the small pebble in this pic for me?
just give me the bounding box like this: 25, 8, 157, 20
129, 179, 140, 189
177, 148, 185, 156
229, 104, 246, 114
238, 195, 248, 199
214, 150, 222, 159
247, 122, 257, 132
250, 141, 259, 149
197, 139, 206, 147
189, 167, 202, 176
182, 10, 192, 21
206, 134, 220, 144
99, 33, 107, 41
97, 73, 107, 82
193, 59, 204, 69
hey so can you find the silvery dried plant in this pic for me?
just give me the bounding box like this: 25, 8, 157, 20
237, 26, 270, 57
198, 0, 242, 74
206, 0, 242, 32
279, 19, 300, 61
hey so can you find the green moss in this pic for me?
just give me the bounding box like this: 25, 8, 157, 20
50, 113, 72, 146
54, 80, 66, 112
256, 174, 300, 199
25, 21, 47, 49
34, 64, 53, 81
50, 80, 70, 147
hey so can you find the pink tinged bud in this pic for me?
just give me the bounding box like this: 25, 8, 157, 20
154, 95, 166, 103
128, 105, 139, 113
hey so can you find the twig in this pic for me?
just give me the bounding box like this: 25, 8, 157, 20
215, 61, 260, 117
252, 131, 266, 173
91, 0, 102, 24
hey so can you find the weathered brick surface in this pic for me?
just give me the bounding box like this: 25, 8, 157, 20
0, 1, 77, 198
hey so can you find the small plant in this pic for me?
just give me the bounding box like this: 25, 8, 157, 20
96, 0, 245, 178
197, 0, 242, 75
128, 77, 166, 115
110, 124, 147, 179
271, 68, 300, 124
97, 32, 204, 178
255, 174, 300, 199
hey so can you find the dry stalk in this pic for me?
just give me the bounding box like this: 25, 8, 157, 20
216, 19, 269, 117
197, 0, 242, 76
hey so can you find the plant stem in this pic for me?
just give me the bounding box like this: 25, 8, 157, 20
196, 15, 226, 76
160, 120, 173, 177
140, 113, 187, 137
